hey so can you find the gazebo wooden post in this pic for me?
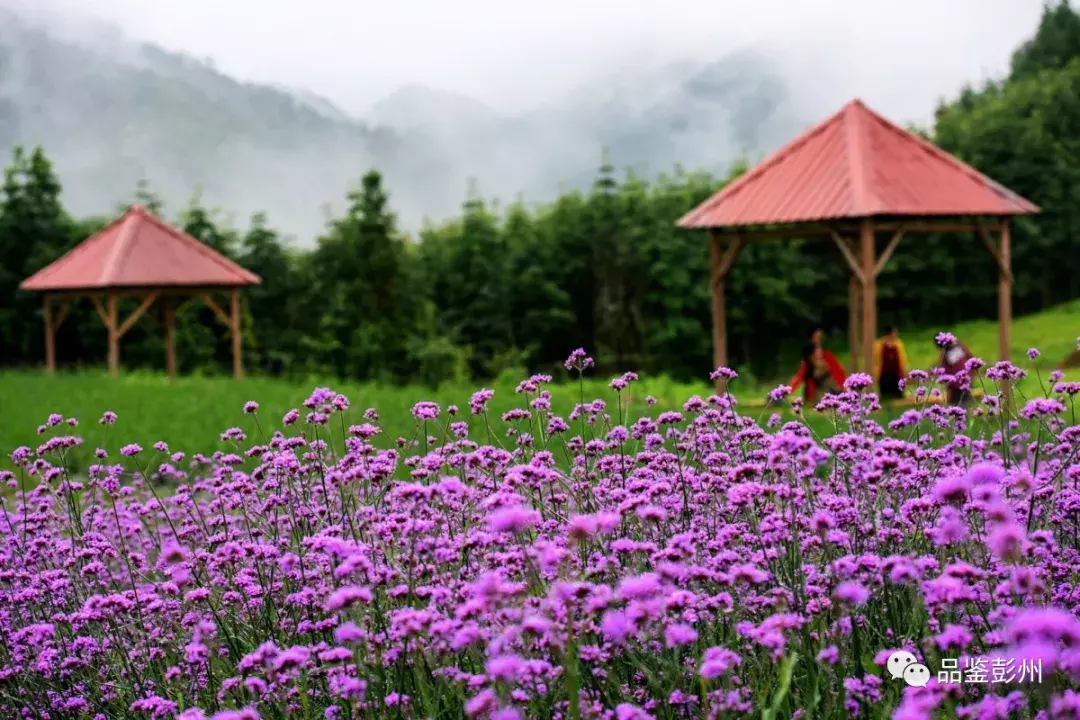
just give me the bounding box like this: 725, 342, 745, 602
708, 231, 726, 382
41, 295, 75, 373
998, 220, 1012, 364
43, 295, 56, 374
163, 298, 177, 380
707, 230, 744, 393
230, 288, 243, 380
860, 219, 876, 376
106, 292, 120, 377
998, 221, 1013, 408
978, 219, 1015, 404
848, 275, 861, 373
864, 224, 907, 375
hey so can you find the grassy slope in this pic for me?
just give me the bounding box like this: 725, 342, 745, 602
1, 302, 1078, 469
832, 299, 1080, 372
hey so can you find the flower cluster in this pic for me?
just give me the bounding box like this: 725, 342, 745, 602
2, 351, 1080, 719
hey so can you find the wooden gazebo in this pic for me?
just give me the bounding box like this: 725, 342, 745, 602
678, 99, 1039, 391
20, 205, 261, 379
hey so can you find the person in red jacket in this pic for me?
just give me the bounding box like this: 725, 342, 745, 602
790, 328, 847, 404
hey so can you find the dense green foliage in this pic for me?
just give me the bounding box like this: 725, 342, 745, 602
1, 3, 1079, 385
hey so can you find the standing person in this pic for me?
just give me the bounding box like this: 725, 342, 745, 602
790, 328, 847, 404
873, 326, 908, 400
939, 336, 974, 406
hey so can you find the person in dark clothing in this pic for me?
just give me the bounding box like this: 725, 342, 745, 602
873, 326, 908, 400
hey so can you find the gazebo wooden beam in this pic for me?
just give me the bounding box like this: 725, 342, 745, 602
704, 218, 1004, 243
706, 216, 1019, 383
135, 290, 242, 381
44, 287, 248, 381
52, 299, 73, 330
85, 290, 163, 376
43, 285, 248, 301
90, 295, 110, 329
874, 228, 906, 277
198, 289, 245, 380
199, 293, 232, 326
830, 232, 865, 284
116, 291, 160, 337
830, 232, 866, 374
977, 225, 1015, 285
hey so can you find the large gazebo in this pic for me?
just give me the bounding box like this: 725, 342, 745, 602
20, 205, 261, 379
678, 99, 1039, 392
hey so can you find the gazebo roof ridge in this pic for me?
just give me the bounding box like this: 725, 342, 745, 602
849, 99, 1038, 216
20, 204, 261, 292
686, 101, 855, 221
17, 206, 132, 291
677, 98, 1039, 230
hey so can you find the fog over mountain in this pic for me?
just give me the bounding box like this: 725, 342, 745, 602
0, 0, 1047, 241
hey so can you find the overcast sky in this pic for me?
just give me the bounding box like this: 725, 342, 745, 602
25, 0, 1050, 120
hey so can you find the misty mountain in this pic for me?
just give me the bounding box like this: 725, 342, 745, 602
0, 6, 806, 240
271, 84, 354, 124
368, 85, 502, 136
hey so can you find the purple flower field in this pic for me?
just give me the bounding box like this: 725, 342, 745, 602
4, 348, 1080, 719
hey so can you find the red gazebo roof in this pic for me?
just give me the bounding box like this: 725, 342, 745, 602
677, 99, 1039, 229
20, 205, 261, 291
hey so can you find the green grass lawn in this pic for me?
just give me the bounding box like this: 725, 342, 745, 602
2, 302, 1078, 472
0, 370, 719, 472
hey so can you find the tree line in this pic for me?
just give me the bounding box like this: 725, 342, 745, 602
1, 2, 1079, 386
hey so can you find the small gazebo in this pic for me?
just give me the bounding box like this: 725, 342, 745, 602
678, 99, 1039, 391
20, 205, 261, 379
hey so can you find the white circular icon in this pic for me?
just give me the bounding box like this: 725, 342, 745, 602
886, 650, 918, 679
902, 663, 931, 687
